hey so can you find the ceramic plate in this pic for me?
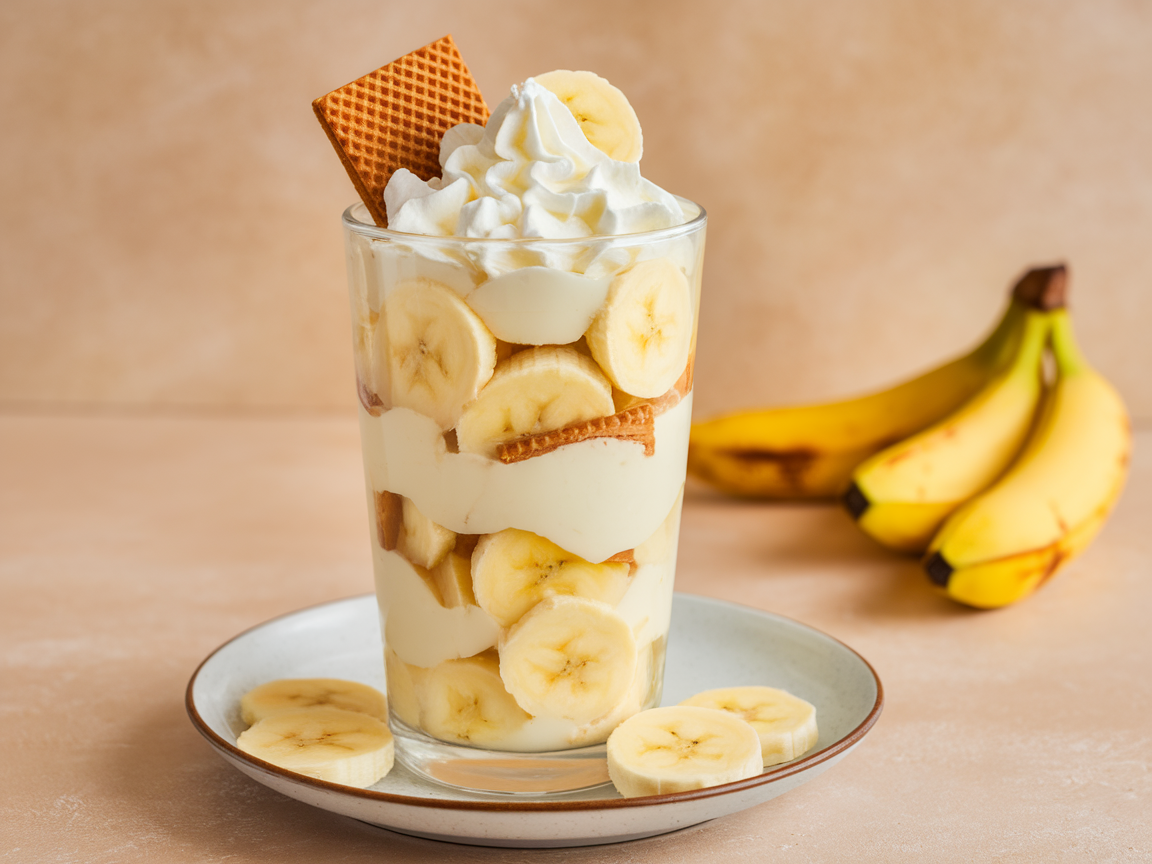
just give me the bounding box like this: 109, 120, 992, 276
186, 593, 882, 848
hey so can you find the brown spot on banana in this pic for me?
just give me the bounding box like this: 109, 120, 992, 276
715, 446, 819, 490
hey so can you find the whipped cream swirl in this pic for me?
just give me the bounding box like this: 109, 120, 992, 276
383, 79, 685, 240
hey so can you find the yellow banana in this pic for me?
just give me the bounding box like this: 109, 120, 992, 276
845, 306, 1052, 553
686, 268, 1062, 499
923, 308, 1130, 608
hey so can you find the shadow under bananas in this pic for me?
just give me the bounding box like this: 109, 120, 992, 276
851, 557, 977, 622
682, 484, 891, 567
680, 484, 971, 622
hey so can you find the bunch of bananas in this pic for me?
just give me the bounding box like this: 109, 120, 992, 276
688, 265, 1130, 608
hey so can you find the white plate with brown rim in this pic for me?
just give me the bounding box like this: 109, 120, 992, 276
186, 592, 882, 848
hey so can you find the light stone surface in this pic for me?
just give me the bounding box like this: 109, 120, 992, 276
2, 411, 1149, 861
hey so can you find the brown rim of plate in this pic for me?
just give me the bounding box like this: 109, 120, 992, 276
185, 592, 884, 812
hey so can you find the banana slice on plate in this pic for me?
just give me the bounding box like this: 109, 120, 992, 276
240, 678, 388, 726
385, 277, 498, 430
534, 70, 643, 162
679, 686, 819, 767
455, 345, 615, 458
499, 595, 637, 724
585, 258, 693, 399
236, 706, 394, 787
606, 705, 763, 798
471, 528, 632, 627
418, 650, 531, 746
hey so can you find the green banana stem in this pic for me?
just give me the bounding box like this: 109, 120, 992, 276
970, 300, 1026, 370
1048, 310, 1088, 378
1014, 310, 1053, 377
973, 264, 1067, 370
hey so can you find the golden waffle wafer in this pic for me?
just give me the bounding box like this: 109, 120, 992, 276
627, 355, 694, 417
644, 355, 695, 415
497, 405, 656, 465
312, 34, 489, 227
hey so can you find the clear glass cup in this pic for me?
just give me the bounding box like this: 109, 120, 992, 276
342, 199, 706, 794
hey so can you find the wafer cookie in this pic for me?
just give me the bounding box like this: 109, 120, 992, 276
358, 376, 386, 416
497, 404, 656, 464
374, 491, 403, 551
645, 355, 695, 415
312, 34, 489, 227
604, 549, 636, 564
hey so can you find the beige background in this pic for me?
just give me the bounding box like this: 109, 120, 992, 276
2, 0, 1151, 421
4, 3, 1152, 862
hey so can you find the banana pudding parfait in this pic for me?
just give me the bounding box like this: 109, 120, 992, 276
339, 66, 705, 793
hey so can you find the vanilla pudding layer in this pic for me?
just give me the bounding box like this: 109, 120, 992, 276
358, 395, 690, 564
374, 490, 683, 670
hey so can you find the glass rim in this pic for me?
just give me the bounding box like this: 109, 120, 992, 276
341, 195, 707, 245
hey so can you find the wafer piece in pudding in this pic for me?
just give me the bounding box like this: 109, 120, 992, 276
648, 356, 696, 415
497, 404, 656, 464
374, 491, 403, 551
312, 34, 489, 227
604, 549, 636, 565
357, 376, 386, 416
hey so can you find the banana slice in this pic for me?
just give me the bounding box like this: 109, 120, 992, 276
499, 595, 637, 724
240, 678, 388, 726
633, 487, 684, 566
430, 550, 477, 608
534, 70, 643, 162
606, 705, 763, 797
417, 650, 532, 746
397, 496, 456, 570
567, 635, 666, 747
236, 706, 394, 787
386, 277, 498, 430
455, 345, 615, 458
679, 686, 819, 767
384, 647, 424, 729
471, 528, 632, 627
585, 258, 693, 399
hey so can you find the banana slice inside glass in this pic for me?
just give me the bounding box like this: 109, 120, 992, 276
455, 344, 615, 458
385, 277, 497, 430
417, 650, 531, 746
499, 595, 637, 724
471, 527, 631, 628
586, 257, 693, 399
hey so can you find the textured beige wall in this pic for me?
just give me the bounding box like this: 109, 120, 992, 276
3, 0, 1151, 421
